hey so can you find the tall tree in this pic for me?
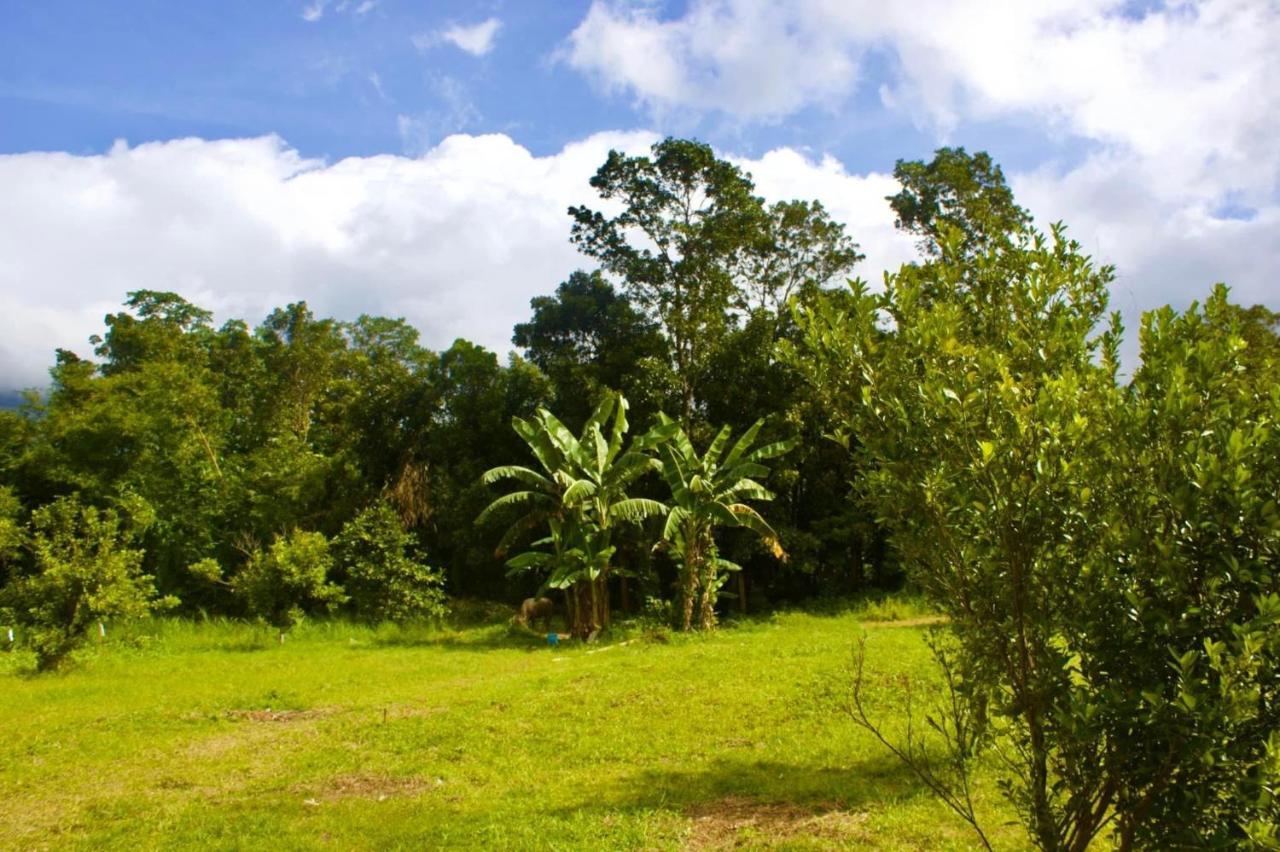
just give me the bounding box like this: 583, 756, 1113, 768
737, 199, 863, 327
569, 138, 767, 423
512, 270, 669, 427
888, 147, 1031, 257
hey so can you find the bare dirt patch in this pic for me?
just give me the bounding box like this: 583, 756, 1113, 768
684, 796, 870, 849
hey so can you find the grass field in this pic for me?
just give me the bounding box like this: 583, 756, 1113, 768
0, 600, 1028, 850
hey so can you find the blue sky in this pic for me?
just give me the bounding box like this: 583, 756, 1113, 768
0, 0, 1276, 388
0, 0, 1030, 170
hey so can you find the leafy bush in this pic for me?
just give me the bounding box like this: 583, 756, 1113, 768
0, 495, 173, 671
792, 226, 1280, 849
333, 503, 447, 623
234, 530, 345, 631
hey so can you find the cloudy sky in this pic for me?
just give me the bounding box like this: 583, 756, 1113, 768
1, 0, 1276, 389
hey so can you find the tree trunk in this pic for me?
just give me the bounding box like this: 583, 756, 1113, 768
697, 555, 718, 630
565, 575, 610, 639
680, 548, 698, 632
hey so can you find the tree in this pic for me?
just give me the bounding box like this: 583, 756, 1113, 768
0, 486, 24, 588
479, 394, 670, 638
790, 222, 1120, 849
888, 147, 1031, 257
333, 502, 447, 623
569, 138, 767, 423
653, 415, 796, 630
1, 496, 173, 671
1096, 285, 1280, 847
791, 213, 1280, 848
232, 530, 345, 632
737, 199, 863, 327
512, 270, 669, 427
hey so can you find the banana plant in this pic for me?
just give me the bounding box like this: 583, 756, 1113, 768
478, 393, 672, 637
654, 415, 797, 630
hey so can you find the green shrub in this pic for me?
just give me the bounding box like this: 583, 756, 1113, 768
333, 503, 447, 623
0, 495, 173, 671
234, 530, 345, 631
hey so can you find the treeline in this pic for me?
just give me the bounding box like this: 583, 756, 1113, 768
0, 138, 909, 661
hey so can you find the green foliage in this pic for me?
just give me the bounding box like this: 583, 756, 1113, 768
887, 146, 1031, 257
512, 270, 670, 426
480, 393, 671, 637
0, 495, 173, 671
1096, 285, 1280, 847
653, 415, 796, 630
234, 530, 346, 631
569, 137, 768, 422
792, 211, 1280, 848
333, 503, 447, 623
0, 486, 25, 586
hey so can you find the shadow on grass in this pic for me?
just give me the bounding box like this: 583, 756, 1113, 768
555, 752, 932, 819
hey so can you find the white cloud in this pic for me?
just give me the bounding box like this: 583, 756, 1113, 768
0, 132, 920, 389
301, 0, 376, 23
565, 0, 1280, 357
301, 2, 327, 23
563, 2, 857, 120
1, 124, 1272, 389
417, 17, 503, 57
0, 133, 655, 388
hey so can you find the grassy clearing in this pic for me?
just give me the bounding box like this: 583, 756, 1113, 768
0, 599, 1025, 850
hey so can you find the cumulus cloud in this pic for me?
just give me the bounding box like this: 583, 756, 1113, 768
565, 0, 1279, 353
0, 132, 924, 390
563, 2, 858, 120
417, 17, 503, 57
0, 132, 658, 388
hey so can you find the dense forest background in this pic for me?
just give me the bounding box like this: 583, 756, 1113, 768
0, 137, 914, 622
1, 139, 1276, 626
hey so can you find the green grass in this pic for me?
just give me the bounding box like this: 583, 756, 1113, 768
0, 600, 1027, 850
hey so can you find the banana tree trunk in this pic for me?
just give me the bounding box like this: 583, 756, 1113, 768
680, 547, 698, 631
697, 550, 718, 630
565, 574, 610, 639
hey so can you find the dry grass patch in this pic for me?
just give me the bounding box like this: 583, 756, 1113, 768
684, 796, 870, 849
296, 772, 433, 803
225, 707, 332, 723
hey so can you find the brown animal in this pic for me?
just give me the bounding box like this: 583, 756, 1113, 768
518, 596, 555, 630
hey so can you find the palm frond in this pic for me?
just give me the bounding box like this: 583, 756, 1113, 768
476, 490, 547, 526
747, 435, 800, 462
661, 505, 689, 542
562, 478, 598, 505
705, 424, 734, 468
610, 498, 669, 524
722, 418, 764, 467
727, 503, 786, 560
480, 465, 552, 489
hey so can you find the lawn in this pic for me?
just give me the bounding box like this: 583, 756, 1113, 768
0, 601, 1027, 850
